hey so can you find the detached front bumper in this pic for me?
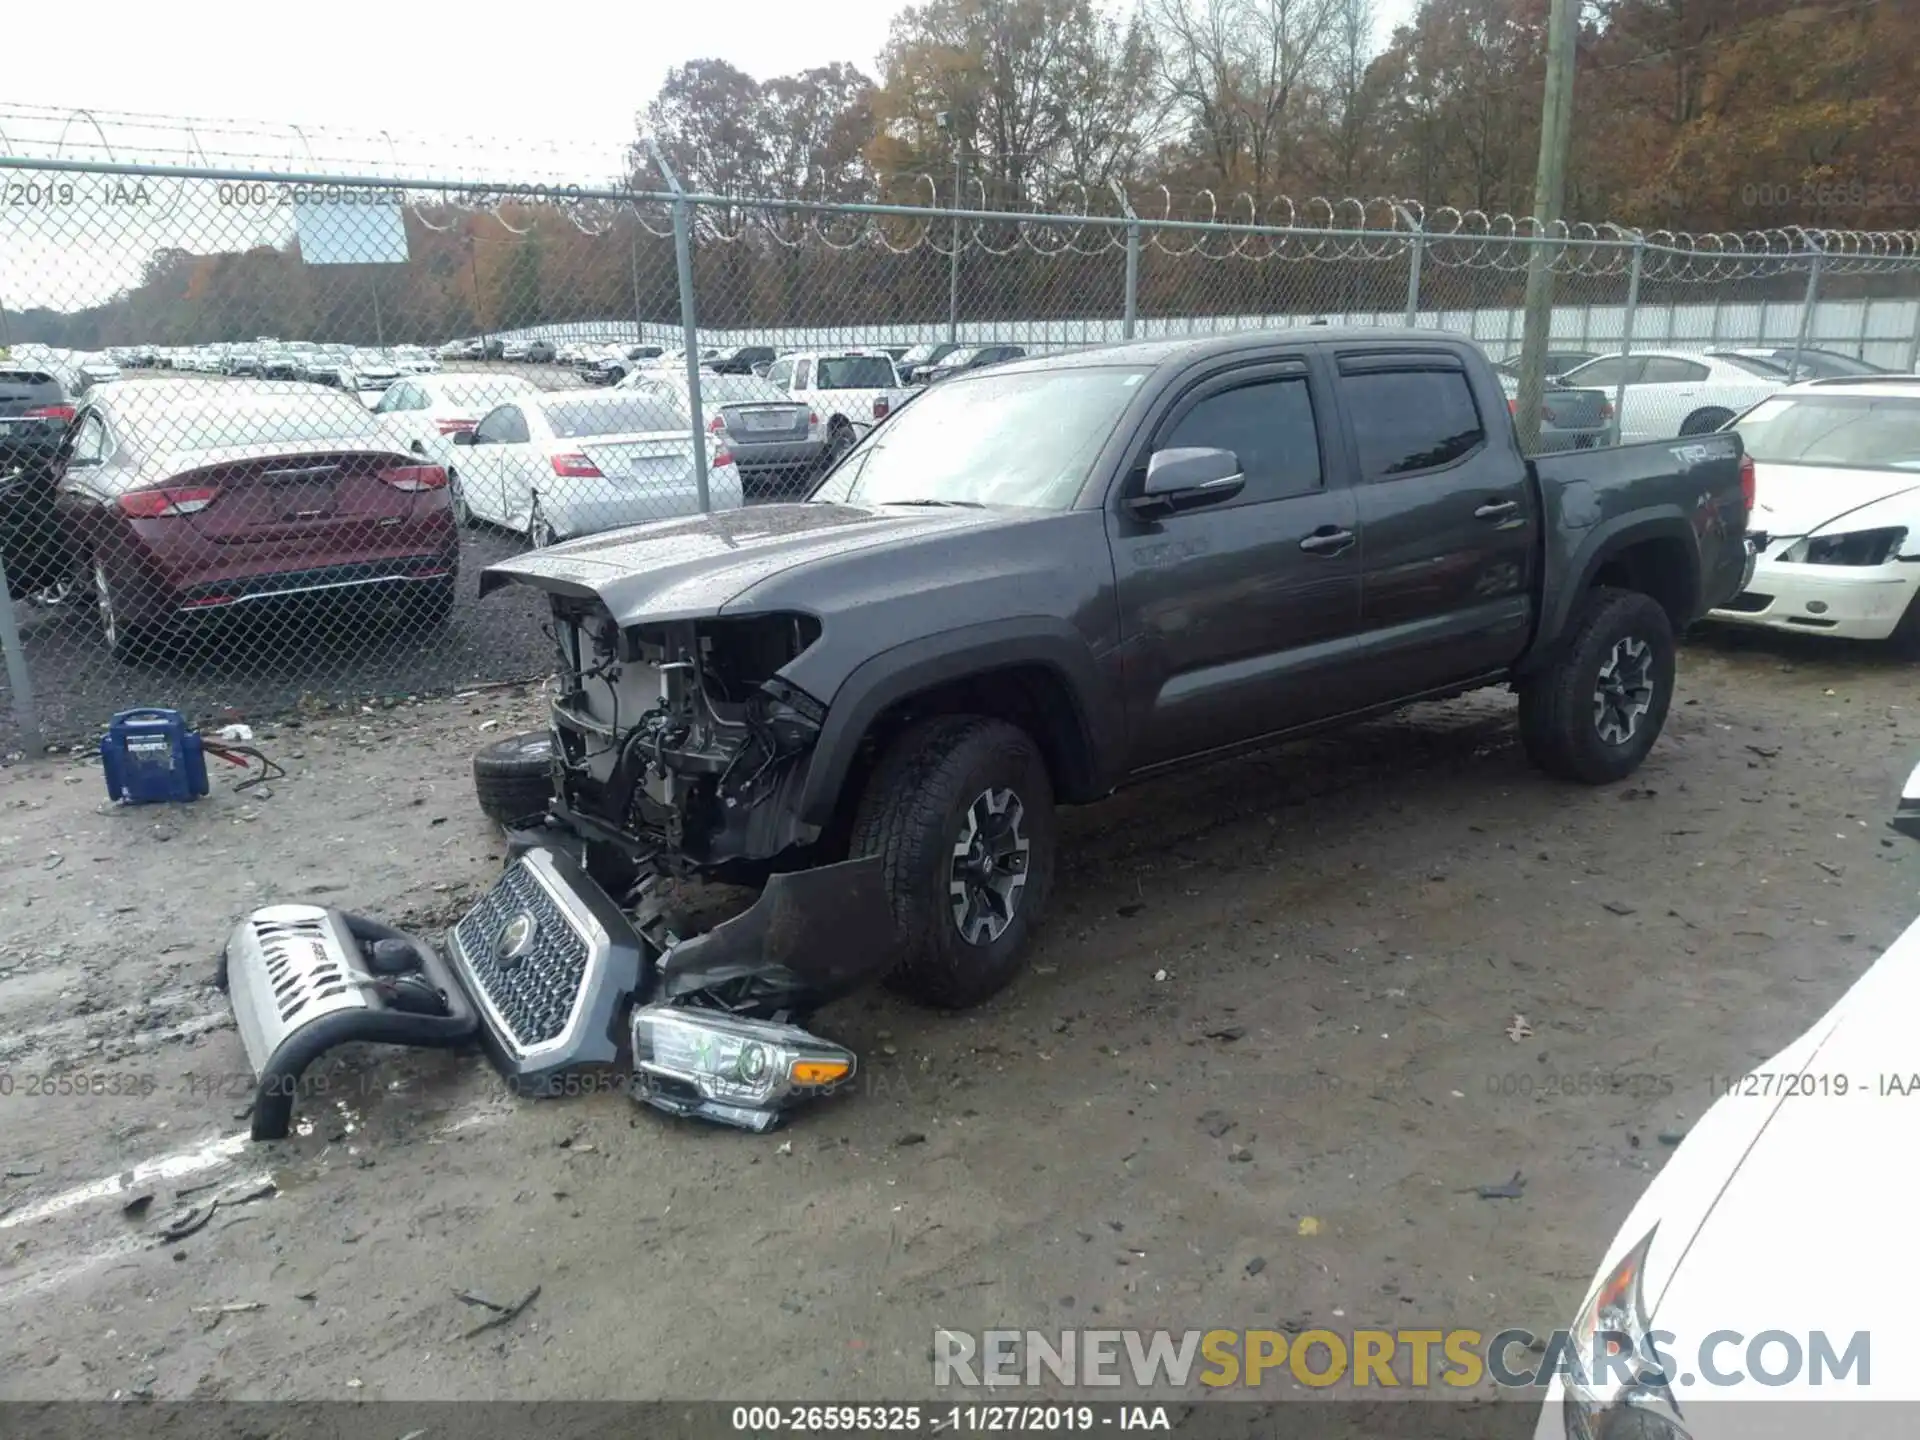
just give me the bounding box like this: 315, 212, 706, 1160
219, 840, 894, 1136
1711, 554, 1919, 641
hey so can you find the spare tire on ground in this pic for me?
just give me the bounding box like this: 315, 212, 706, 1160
473, 730, 554, 829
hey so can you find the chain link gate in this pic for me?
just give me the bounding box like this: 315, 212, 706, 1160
4, 150, 1920, 750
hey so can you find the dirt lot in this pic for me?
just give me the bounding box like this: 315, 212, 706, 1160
0, 631, 1914, 1406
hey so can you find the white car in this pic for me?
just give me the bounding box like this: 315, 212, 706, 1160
500, 338, 531, 363
1707, 377, 1920, 648
390, 345, 439, 375
347, 349, 404, 394
1537, 760, 1920, 1437
370, 372, 544, 474
761, 350, 910, 461
1557, 349, 1784, 443
447, 387, 743, 544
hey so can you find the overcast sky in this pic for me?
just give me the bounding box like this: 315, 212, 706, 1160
3, 0, 1419, 177
0, 0, 1418, 312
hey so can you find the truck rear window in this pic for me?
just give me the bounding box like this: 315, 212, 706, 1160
816, 357, 895, 389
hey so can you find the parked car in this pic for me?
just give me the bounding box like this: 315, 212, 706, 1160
498, 339, 531, 363
1558, 349, 1784, 441
481, 328, 1752, 1013
1715, 345, 1890, 381
761, 350, 910, 461
1493, 349, 1599, 381
347, 350, 404, 393
294, 344, 359, 388
709, 345, 777, 376
896, 341, 961, 384
525, 339, 558, 364
581, 344, 665, 386
369, 372, 545, 507
222, 348, 263, 377
922, 343, 1027, 383
1496, 372, 1616, 452
618, 368, 826, 500
51, 380, 457, 659
436, 340, 468, 361
73, 355, 123, 391
0, 362, 80, 600
1707, 375, 1920, 649
391, 345, 440, 374
448, 388, 743, 544
1535, 757, 1920, 1436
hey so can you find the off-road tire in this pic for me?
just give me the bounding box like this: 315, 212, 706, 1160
1519, 586, 1677, 784
849, 715, 1056, 1009
474, 729, 555, 828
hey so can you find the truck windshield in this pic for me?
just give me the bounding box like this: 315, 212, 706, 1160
811, 366, 1149, 510
1736, 393, 1920, 471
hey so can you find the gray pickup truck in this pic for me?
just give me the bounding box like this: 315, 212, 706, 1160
463, 329, 1749, 1095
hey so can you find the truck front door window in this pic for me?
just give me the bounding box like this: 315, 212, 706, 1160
1162, 377, 1321, 505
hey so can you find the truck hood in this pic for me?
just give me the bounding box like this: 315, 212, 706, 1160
477, 501, 1026, 621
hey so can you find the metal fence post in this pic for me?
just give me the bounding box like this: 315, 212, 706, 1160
947, 153, 964, 346
1395, 205, 1423, 325
0, 558, 42, 752
1788, 241, 1824, 385
1613, 235, 1644, 445
649, 142, 710, 512
1112, 180, 1139, 340
1907, 296, 1920, 373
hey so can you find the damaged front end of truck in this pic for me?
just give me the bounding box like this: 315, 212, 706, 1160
219, 535, 897, 1141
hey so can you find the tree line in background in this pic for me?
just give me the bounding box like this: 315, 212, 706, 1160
10, 0, 1913, 347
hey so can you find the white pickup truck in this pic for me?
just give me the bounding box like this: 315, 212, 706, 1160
761, 350, 911, 462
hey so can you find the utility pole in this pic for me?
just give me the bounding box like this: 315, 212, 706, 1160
1514, 0, 1578, 454
939, 109, 962, 345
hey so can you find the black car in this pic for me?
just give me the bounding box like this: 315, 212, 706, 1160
922, 343, 1027, 383
896, 341, 961, 384
0, 363, 79, 598
710, 346, 776, 376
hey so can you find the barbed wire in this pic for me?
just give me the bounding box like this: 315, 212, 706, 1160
5, 101, 1920, 282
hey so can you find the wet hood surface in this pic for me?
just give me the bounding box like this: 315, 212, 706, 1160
477, 501, 1028, 620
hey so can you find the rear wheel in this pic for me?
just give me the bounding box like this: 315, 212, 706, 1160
473, 730, 555, 829
1679, 407, 1735, 436
1891, 589, 1920, 657
93, 558, 150, 662
448, 469, 473, 527
825, 419, 855, 466
1519, 587, 1677, 784
849, 715, 1056, 1009
528, 509, 556, 550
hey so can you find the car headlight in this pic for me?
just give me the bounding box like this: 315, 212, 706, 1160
1780, 526, 1907, 566
1563, 1229, 1692, 1439
629, 1006, 855, 1132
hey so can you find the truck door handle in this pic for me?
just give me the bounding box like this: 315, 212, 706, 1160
1299, 526, 1355, 555
1474, 499, 1519, 520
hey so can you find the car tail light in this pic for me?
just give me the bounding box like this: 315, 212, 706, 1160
550, 453, 603, 478
873, 397, 890, 420
1602, 400, 1615, 421
434, 418, 477, 436
118, 485, 219, 518
808, 411, 820, 428
708, 413, 727, 434
1507, 398, 1517, 415
379, 465, 448, 491
1739, 453, 1756, 513
25, 404, 76, 422
712, 448, 735, 468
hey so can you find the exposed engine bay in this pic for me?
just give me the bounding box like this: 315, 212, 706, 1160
545, 599, 829, 873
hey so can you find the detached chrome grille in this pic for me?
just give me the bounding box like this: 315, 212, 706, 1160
227, 905, 371, 1075
452, 857, 592, 1049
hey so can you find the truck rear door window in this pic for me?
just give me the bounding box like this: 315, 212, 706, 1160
1339, 369, 1485, 478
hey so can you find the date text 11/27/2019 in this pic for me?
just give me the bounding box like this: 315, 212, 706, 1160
727, 1404, 1171, 1432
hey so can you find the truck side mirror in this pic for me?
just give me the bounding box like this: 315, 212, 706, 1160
1127, 447, 1245, 518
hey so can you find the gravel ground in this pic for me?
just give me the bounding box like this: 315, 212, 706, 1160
0, 631, 1913, 1410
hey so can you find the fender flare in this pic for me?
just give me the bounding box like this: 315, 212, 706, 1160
1524, 509, 1700, 672
794, 617, 1118, 829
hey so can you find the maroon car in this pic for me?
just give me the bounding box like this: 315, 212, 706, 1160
53, 380, 457, 658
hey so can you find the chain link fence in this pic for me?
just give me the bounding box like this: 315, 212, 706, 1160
4, 152, 1920, 748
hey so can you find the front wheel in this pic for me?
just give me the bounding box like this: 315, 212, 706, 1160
849, 715, 1056, 1009
1519, 587, 1677, 784
527, 509, 556, 550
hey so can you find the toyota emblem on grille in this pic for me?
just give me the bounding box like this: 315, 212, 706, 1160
495, 911, 539, 969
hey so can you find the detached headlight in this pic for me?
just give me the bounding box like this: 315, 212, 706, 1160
1564, 1229, 1691, 1439
1780, 526, 1907, 566
629, 1006, 855, 1132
